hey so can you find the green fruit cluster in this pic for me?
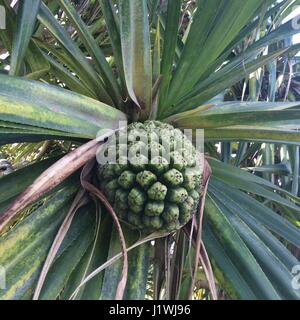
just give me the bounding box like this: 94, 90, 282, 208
97, 121, 202, 233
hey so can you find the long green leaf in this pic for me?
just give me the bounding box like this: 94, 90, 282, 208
209, 179, 300, 263
70, 214, 113, 300
123, 243, 151, 300
44, 54, 96, 98
37, 2, 114, 105
58, 0, 122, 107
164, 48, 291, 117
199, 0, 290, 83
0, 187, 76, 300
0, 157, 58, 210
100, 225, 141, 300
203, 223, 257, 300
39, 204, 96, 300
119, 0, 152, 120
209, 189, 300, 299
204, 126, 300, 145
158, 0, 181, 111
99, 0, 126, 95
0, 75, 126, 139
0, 0, 49, 75
166, 0, 264, 106
9, 0, 41, 75
209, 160, 300, 215
204, 195, 280, 299
171, 109, 300, 129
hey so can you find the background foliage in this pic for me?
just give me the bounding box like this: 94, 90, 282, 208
1, 0, 300, 300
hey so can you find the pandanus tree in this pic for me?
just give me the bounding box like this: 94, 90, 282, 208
1, 0, 300, 300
